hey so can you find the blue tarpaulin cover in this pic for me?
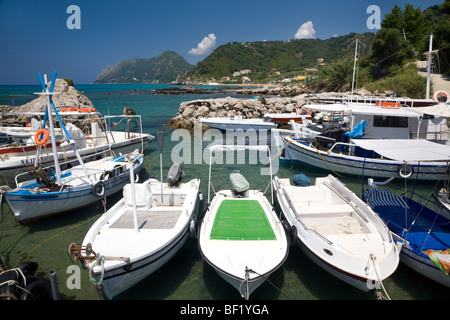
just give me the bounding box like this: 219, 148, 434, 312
345, 120, 367, 138
293, 174, 310, 187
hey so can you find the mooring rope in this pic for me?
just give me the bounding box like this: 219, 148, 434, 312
239, 266, 292, 300
370, 254, 391, 300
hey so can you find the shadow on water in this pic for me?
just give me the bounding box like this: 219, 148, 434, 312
388, 261, 450, 299
283, 245, 375, 300
116, 238, 201, 300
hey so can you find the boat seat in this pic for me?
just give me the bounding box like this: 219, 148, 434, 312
123, 183, 153, 208
295, 203, 353, 215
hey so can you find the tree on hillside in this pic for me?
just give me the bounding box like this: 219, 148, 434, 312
369, 28, 414, 79
440, 0, 450, 14
369, 3, 428, 80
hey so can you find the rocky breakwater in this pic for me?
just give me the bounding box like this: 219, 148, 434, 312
168, 95, 309, 129
0, 78, 99, 127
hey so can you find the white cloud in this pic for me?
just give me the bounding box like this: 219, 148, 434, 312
189, 33, 217, 55
294, 21, 316, 39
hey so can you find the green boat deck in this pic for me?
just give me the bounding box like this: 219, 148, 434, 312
210, 199, 276, 240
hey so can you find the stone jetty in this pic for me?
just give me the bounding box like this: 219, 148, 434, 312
168, 87, 396, 129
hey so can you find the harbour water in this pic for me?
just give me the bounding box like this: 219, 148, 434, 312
0, 84, 448, 301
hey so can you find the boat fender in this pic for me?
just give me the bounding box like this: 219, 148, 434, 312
397, 163, 414, 179
281, 220, 296, 246
17, 262, 38, 276
189, 219, 197, 239
198, 203, 209, 222
100, 170, 114, 181
20, 279, 53, 300
134, 171, 139, 183
289, 225, 297, 246
92, 181, 105, 197
113, 164, 124, 177
433, 90, 449, 103
34, 129, 49, 146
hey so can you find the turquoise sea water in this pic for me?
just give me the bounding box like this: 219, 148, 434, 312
0, 84, 448, 302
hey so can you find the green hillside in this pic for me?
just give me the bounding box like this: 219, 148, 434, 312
94, 51, 194, 84
181, 33, 375, 83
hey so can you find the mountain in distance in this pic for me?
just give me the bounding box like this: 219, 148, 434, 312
94, 50, 194, 84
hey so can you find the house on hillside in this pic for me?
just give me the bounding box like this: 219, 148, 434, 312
242, 76, 252, 84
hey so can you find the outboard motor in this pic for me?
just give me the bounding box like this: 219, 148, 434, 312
167, 163, 184, 187
229, 170, 250, 196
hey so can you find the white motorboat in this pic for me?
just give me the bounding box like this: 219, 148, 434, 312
199, 116, 276, 131
68, 164, 201, 299
198, 145, 289, 299
273, 174, 400, 293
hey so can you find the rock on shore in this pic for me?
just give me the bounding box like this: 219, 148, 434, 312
168, 95, 310, 129
0, 78, 98, 126
168, 88, 394, 129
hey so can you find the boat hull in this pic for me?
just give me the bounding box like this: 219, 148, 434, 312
92, 226, 191, 299
393, 234, 450, 288
4, 155, 144, 224
283, 138, 448, 181
200, 118, 275, 131
0, 133, 151, 185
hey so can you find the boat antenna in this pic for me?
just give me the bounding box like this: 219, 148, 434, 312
425, 33, 434, 100
349, 38, 366, 98
157, 131, 164, 204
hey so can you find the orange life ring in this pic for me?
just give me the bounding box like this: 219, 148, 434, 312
35, 129, 49, 146
307, 109, 312, 115
433, 91, 449, 103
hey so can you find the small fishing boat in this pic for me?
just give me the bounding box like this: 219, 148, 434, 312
199, 116, 275, 131
283, 137, 450, 182
263, 112, 311, 124
68, 162, 201, 299
273, 174, 400, 294
198, 145, 289, 299
363, 181, 450, 288
1, 72, 144, 224
0, 114, 153, 185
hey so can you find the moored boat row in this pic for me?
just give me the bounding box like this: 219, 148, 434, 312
2, 70, 449, 301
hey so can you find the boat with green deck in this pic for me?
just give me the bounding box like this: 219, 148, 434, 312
198, 145, 289, 299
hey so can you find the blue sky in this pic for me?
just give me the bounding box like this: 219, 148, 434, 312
0, 0, 442, 84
